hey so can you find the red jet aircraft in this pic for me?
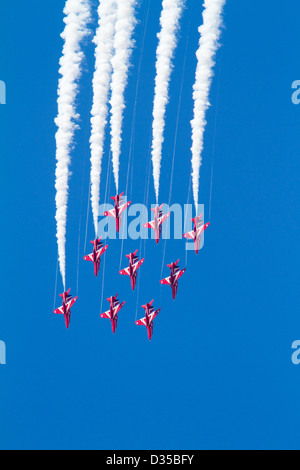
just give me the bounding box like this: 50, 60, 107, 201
100, 294, 125, 334
119, 250, 145, 291
160, 259, 186, 300
83, 237, 108, 277
135, 300, 161, 341
143, 204, 170, 244
53, 288, 78, 329
183, 214, 210, 254
103, 192, 131, 233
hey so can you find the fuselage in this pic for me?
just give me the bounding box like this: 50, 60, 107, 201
144, 308, 154, 341
115, 209, 120, 233
110, 309, 118, 333
188, 222, 203, 255
108, 298, 118, 333
136, 301, 159, 341
92, 244, 99, 276
114, 197, 121, 233
194, 222, 209, 254
61, 296, 71, 328
94, 260, 100, 277
93, 240, 105, 276
168, 264, 180, 299
129, 255, 137, 290
191, 229, 200, 255
94, 245, 101, 276
170, 272, 178, 300
153, 209, 162, 244
147, 322, 153, 341
64, 312, 71, 329
61, 294, 69, 314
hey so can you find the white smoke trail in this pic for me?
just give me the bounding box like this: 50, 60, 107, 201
151, 0, 184, 204
90, 1, 117, 235
191, 0, 225, 212
110, 0, 137, 194
54, 0, 91, 289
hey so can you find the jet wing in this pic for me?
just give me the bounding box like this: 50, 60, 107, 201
183, 231, 195, 240
194, 237, 201, 253
132, 259, 144, 274
149, 306, 155, 315
158, 213, 170, 226
84, 253, 94, 262
135, 317, 147, 326
149, 309, 160, 323
119, 267, 131, 276
96, 245, 108, 260
66, 297, 77, 309
113, 301, 125, 317
119, 201, 131, 215
197, 222, 210, 237
100, 310, 111, 320
143, 221, 155, 229
174, 268, 186, 282
104, 208, 117, 218
54, 306, 64, 315
160, 276, 171, 286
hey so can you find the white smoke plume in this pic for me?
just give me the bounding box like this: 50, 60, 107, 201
90, 0, 117, 235
191, 0, 225, 212
151, 0, 184, 204
109, 0, 137, 194
54, 0, 91, 289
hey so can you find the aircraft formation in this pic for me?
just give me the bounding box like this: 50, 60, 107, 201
53, 0, 225, 339
54, 194, 209, 340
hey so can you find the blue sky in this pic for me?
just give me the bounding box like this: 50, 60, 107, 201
1, 0, 300, 450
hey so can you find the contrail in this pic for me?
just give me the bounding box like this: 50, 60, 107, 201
90, 0, 117, 236
191, 0, 225, 213
110, 0, 137, 194
151, 0, 185, 204
54, 0, 91, 289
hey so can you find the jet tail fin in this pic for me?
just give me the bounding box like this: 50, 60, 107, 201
151, 204, 165, 213
107, 293, 118, 303
126, 249, 138, 260
142, 299, 154, 310
90, 237, 102, 245
60, 288, 71, 298
192, 213, 203, 224
167, 259, 180, 269
111, 191, 124, 202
